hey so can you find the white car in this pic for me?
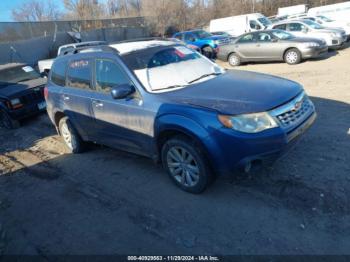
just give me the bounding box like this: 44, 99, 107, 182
307, 16, 350, 40
270, 19, 347, 48
38, 41, 106, 75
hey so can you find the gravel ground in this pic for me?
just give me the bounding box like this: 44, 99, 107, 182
0, 44, 350, 256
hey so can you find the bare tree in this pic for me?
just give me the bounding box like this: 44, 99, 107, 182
11, 0, 60, 21
63, 0, 105, 19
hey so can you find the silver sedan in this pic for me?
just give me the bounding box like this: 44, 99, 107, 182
217, 29, 328, 66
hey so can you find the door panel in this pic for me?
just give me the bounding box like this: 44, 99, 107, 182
235, 34, 258, 59
255, 32, 283, 59
63, 58, 95, 140
90, 58, 154, 156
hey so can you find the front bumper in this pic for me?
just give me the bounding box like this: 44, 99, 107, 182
205, 95, 316, 176
301, 45, 328, 58
327, 36, 346, 47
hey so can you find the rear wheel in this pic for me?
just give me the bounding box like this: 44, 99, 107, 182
58, 117, 84, 153
161, 136, 213, 194
284, 48, 301, 65
228, 53, 241, 67
0, 110, 20, 129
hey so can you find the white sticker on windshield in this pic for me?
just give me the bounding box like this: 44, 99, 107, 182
22, 66, 34, 72
175, 46, 194, 55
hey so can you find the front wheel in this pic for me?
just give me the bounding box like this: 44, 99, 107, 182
284, 48, 301, 65
161, 136, 213, 194
58, 117, 84, 153
228, 53, 241, 67
0, 110, 20, 129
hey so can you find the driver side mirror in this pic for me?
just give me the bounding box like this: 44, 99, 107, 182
189, 37, 196, 42
271, 38, 278, 43
302, 28, 308, 33
111, 84, 135, 99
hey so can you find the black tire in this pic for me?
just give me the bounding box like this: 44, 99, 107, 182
201, 46, 214, 59
58, 117, 84, 154
228, 53, 241, 67
284, 48, 301, 65
161, 136, 213, 194
0, 109, 20, 129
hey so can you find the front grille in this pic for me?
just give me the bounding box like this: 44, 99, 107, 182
20, 88, 44, 104
270, 92, 314, 130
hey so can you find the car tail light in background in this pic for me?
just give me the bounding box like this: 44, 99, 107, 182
9, 98, 23, 109
44, 86, 49, 100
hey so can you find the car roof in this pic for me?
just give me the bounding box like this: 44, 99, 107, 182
0, 63, 26, 71
109, 40, 176, 55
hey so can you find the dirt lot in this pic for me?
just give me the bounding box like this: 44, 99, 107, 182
1, 45, 350, 256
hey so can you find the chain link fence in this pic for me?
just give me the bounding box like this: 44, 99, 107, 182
0, 17, 150, 65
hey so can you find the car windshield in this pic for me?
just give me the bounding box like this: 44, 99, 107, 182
122, 45, 224, 93
0, 65, 40, 88
303, 20, 324, 29
258, 17, 272, 27
272, 30, 295, 40
192, 30, 212, 39
318, 15, 333, 22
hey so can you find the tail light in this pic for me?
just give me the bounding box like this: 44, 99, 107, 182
44, 86, 49, 100
9, 98, 23, 109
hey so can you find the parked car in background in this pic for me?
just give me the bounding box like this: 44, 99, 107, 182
0, 63, 46, 129
46, 39, 316, 193
270, 19, 347, 48
167, 38, 201, 52
172, 30, 231, 58
302, 15, 350, 40
209, 13, 273, 37
217, 30, 328, 66
38, 41, 107, 75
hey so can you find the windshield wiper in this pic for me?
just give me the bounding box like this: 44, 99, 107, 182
157, 85, 186, 91
188, 72, 222, 84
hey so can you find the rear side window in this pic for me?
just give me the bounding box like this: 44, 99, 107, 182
288, 23, 305, 32
273, 24, 287, 30
95, 59, 131, 93
238, 34, 255, 43
66, 59, 92, 90
51, 59, 66, 86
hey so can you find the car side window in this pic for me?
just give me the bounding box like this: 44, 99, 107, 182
184, 33, 196, 42
174, 34, 183, 40
249, 20, 261, 30
95, 59, 131, 93
288, 23, 305, 32
238, 34, 255, 43
257, 32, 272, 42
273, 24, 286, 30
51, 59, 66, 86
66, 59, 92, 90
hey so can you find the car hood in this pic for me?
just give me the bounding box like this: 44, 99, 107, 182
0, 78, 46, 98
204, 35, 228, 41
162, 70, 303, 115
287, 37, 326, 45
317, 28, 345, 34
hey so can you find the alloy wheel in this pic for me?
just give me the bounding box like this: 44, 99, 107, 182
166, 146, 200, 187
286, 51, 298, 64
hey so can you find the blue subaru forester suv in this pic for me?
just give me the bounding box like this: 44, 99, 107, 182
45, 39, 316, 193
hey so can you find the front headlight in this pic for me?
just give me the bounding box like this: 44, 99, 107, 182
218, 112, 278, 133
303, 42, 320, 48
214, 40, 220, 45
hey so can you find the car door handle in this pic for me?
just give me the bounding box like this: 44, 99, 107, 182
92, 100, 104, 108
62, 94, 70, 101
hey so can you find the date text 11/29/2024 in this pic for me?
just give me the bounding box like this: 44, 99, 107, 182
127, 256, 220, 261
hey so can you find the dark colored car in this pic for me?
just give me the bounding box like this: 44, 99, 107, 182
46, 40, 316, 193
217, 29, 328, 66
0, 63, 46, 129
172, 30, 231, 58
